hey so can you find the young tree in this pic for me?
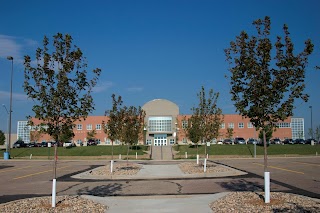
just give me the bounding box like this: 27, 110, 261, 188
258, 125, 273, 143
120, 105, 145, 165
103, 94, 124, 160
86, 130, 96, 140
189, 86, 223, 156
0, 130, 5, 145
225, 16, 313, 202
315, 125, 320, 141
23, 33, 101, 207
226, 128, 234, 139
185, 115, 202, 154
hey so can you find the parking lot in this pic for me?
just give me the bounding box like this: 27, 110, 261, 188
0, 157, 319, 204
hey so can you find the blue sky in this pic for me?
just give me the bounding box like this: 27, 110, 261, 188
0, 0, 319, 135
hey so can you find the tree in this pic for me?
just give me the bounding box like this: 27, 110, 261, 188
59, 127, 75, 143
258, 125, 273, 143
103, 94, 124, 160
315, 125, 320, 141
185, 115, 202, 154
119, 105, 145, 165
307, 128, 314, 139
0, 130, 5, 145
87, 130, 96, 140
225, 16, 313, 202
23, 33, 101, 207
226, 128, 234, 139
187, 86, 223, 156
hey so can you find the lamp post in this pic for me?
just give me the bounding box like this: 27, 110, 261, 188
2, 104, 9, 155
309, 106, 313, 139
7, 56, 13, 159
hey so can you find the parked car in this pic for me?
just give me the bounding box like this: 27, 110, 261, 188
247, 138, 258, 144
271, 138, 282, 144
223, 138, 232, 145
283, 139, 294, 144
234, 137, 246, 144
305, 139, 318, 144
40, 142, 48, 147
87, 139, 98, 146
294, 139, 305, 144
63, 141, 76, 147
27, 142, 39, 147
13, 140, 27, 148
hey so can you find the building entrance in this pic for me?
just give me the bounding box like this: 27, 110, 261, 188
154, 134, 167, 146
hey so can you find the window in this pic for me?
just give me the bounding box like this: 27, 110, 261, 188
148, 117, 172, 132
77, 124, 82, 130
87, 124, 92, 130
182, 138, 187, 144
146, 139, 152, 145
106, 139, 111, 145
170, 139, 175, 145
228, 123, 234, 128
96, 139, 101, 144
96, 124, 101, 130
247, 122, 253, 128
182, 120, 188, 129
276, 122, 291, 128
238, 123, 244, 128
221, 123, 225, 129
77, 139, 82, 144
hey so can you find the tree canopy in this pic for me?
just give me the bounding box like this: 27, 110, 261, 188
23, 33, 101, 143
225, 16, 314, 131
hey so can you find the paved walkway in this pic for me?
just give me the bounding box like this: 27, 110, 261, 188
76, 162, 245, 212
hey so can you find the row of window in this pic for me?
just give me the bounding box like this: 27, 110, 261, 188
76, 124, 102, 131
182, 121, 291, 129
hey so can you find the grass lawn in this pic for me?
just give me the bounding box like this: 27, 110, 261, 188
174, 144, 320, 158
1, 145, 149, 159
1, 144, 319, 159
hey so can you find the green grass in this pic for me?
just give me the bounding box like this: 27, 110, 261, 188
1, 145, 148, 158
174, 144, 320, 157
1, 144, 319, 159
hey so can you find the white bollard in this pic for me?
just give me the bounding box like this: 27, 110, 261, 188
185, 152, 187, 159
204, 158, 207, 172
196, 154, 199, 165
52, 178, 56, 207
30, 154, 32, 159
119, 154, 121, 159
110, 160, 114, 173
264, 172, 270, 203
206, 154, 208, 159
136, 152, 137, 159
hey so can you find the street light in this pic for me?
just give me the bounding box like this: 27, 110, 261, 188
2, 104, 9, 154
7, 56, 13, 159
309, 106, 313, 139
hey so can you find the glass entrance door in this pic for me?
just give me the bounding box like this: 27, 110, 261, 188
154, 134, 167, 146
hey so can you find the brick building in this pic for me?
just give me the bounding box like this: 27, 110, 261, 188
22, 99, 303, 146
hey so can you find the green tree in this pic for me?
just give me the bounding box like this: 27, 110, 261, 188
307, 128, 314, 139
258, 125, 273, 143
0, 130, 5, 145
120, 105, 145, 165
87, 130, 96, 140
188, 86, 223, 156
23, 33, 101, 183
226, 128, 234, 139
59, 127, 75, 143
225, 16, 313, 202
185, 115, 202, 154
103, 94, 124, 160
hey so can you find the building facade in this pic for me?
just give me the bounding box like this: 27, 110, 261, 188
21, 99, 304, 145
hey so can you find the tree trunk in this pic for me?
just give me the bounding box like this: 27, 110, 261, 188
126, 143, 129, 166
263, 130, 268, 172
111, 141, 114, 160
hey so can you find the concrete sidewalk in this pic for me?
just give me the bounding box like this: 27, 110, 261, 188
83, 193, 230, 213
76, 162, 243, 212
